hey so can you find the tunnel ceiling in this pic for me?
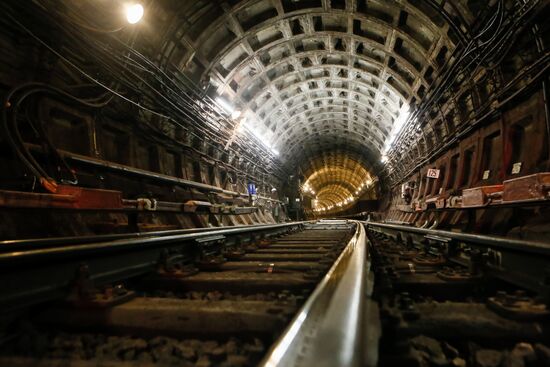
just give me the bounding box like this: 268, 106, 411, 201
155, 0, 473, 210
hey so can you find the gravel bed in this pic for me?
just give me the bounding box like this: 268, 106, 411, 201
1, 328, 265, 367
139, 289, 308, 305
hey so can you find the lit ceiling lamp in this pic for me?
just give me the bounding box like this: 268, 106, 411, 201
240, 112, 275, 150
231, 110, 242, 120
125, 4, 144, 24
216, 97, 279, 156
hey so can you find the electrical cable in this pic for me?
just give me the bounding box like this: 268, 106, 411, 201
388, 0, 541, 165
1, 82, 127, 190
2, 1, 287, 183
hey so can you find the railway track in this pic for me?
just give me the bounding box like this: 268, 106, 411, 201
2, 220, 550, 366
0, 220, 368, 367
366, 222, 550, 367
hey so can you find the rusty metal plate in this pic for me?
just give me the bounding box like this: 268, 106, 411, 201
461, 185, 503, 207
502, 173, 550, 202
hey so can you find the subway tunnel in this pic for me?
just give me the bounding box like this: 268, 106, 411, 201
0, 0, 549, 366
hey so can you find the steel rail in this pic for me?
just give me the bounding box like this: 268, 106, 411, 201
366, 221, 550, 256
260, 220, 369, 367
0, 222, 309, 263
366, 221, 550, 293
0, 223, 293, 252
0, 222, 307, 311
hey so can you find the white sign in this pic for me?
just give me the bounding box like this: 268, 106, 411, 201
426, 168, 440, 179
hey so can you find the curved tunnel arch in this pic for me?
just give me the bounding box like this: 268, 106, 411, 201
157, 0, 473, 215
316, 184, 356, 210
230, 61, 410, 146
300, 151, 374, 212
261, 86, 398, 129
273, 110, 390, 146
230, 47, 419, 105
204, 10, 444, 85
254, 74, 402, 113
284, 129, 383, 159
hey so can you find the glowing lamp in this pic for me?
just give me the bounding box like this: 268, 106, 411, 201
125, 4, 144, 24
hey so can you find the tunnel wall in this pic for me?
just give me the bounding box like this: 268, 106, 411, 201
0, 2, 287, 240
381, 3, 550, 241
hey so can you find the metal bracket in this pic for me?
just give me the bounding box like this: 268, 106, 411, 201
195, 235, 227, 270
67, 264, 135, 308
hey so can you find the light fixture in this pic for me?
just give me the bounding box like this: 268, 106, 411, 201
125, 4, 144, 24
221, 106, 277, 157
231, 110, 242, 120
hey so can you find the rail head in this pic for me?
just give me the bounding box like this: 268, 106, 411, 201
366, 220, 550, 293
260, 220, 369, 367
0, 222, 312, 263
366, 221, 550, 256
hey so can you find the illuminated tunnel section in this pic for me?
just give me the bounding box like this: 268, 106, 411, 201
299, 151, 376, 215
149, 0, 470, 216
156, 2, 451, 156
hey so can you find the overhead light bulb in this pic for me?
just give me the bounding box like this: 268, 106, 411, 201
125, 4, 144, 24
231, 110, 242, 120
